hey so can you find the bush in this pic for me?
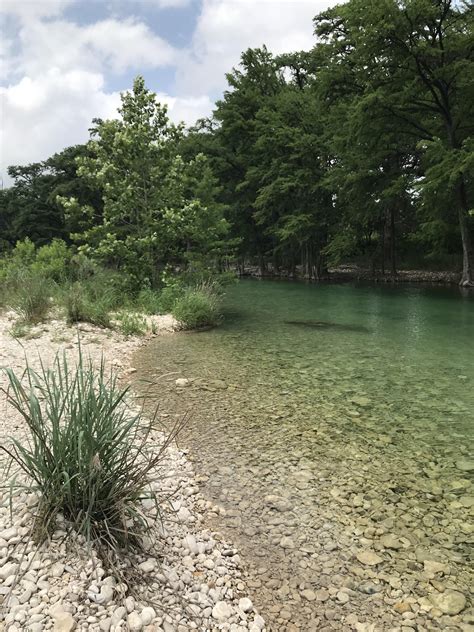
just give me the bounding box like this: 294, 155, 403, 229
135, 288, 162, 315
62, 282, 111, 328
0, 351, 183, 566
118, 311, 147, 336
8, 272, 52, 324
172, 282, 222, 329
31, 239, 71, 282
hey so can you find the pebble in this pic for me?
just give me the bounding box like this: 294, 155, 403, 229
356, 550, 384, 566
212, 601, 234, 621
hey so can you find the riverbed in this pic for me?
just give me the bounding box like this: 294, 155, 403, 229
134, 280, 474, 631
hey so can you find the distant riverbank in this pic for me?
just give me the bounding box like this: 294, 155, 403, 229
240, 264, 462, 285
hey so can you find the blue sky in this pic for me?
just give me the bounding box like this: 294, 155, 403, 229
1, 0, 338, 184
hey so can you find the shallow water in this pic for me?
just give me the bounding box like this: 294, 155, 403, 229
134, 280, 474, 631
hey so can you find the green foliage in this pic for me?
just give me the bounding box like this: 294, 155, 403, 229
31, 239, 71, 282
172, 282, 222, 330
135, 288, 162, 315
61, 76, 231, 285
0, 350, 182, 565
62, 282, 111, 328
117, 312, 147, 336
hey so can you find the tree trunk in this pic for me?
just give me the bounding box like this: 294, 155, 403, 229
458, 178, 474, 287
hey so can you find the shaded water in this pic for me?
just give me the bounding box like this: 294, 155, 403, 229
134, 281, 474, 631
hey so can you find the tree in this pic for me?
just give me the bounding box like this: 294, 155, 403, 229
63, 76, 229, 285
315, 0, 474, 284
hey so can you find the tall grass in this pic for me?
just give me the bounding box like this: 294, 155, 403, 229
1, 350, 183, 567
172, 281, 222, 329
7, 271, 52, 324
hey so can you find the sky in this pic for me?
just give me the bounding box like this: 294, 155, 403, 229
0, 0, 338, 186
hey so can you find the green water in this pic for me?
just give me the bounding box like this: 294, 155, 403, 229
135, 280, 474, 631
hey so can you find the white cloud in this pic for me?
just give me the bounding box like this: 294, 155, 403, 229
156, 92, 214, 125
0, 0, 74, 19
152, 0, 192, 7
1, 69, 121, 178
1, 0, 339, 184
10, 17, 177, 80
175, 0, 339, 96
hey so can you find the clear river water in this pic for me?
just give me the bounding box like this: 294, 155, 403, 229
134, 280, 474, 631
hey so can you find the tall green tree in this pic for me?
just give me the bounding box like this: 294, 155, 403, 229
315, 0, 474, 284
63, 76, 229, 285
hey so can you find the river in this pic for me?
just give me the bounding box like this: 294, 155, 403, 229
134, 280, 473, 631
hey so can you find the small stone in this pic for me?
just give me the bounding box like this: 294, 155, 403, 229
99, 619, 111, 632
0, 562, 18, 581
252, 614, 265, 630
301, 589, 316, 601
429, 590, 466, 615
456, 459, 474, 472
127, 611, 143, 631
138, 559, 156, 573
212, 601, 234, 621
356, 550, 383, 566
394, 602, 411, 614
140, 607, 156, 625
337, 591, 349, 604
111, 606, 127, 625
51, 562, 65, 577
0, 527, 17, 540
53, 613, 75, 632
238, 597, 253, 612
175, 378, 190, 387
380, 534, 402, 550
279, 536, 295, 549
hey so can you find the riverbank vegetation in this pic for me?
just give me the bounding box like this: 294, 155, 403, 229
1, 0, 473, 294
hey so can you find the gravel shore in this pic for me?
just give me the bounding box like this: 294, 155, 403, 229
0, 313, 265, 632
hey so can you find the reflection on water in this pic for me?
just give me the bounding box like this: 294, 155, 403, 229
134, 281, 474, 631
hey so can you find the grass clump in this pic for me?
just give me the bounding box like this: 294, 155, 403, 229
172, 281, 222, 330
1, 350, 182, 567
63, 282, 111, 328
8, 272, 52, 324
117, 311, 147, 336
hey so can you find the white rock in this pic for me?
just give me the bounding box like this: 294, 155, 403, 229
175, 378, 190, 387
238, 597, 253, 612
177, 506, 192, 522
111, 606, 127, 625
0, 527, 17, 541
138, 559, 156, 573
51, 562, 65, 577
53, 612, 75, 632
212, 601, 234, 621
127, 611, 143, 631
0, 562, 18, 581
140, 607, 156, 625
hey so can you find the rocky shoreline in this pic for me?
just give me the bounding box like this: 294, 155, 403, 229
0, 313, 265, 632
240, 265, 463, 286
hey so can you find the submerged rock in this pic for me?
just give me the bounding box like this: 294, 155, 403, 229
429, 589, 466, 615
356, 550, 384, 566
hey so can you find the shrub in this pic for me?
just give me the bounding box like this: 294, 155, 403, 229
32, 239, 71, 282
158, 284, 185, 312
8, 272, 52, 323
172, 282, 221, 329
135, 288, 162, 315
63, 282, 111, 328
118, 311, 147, 336
0, 351, 183, 567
